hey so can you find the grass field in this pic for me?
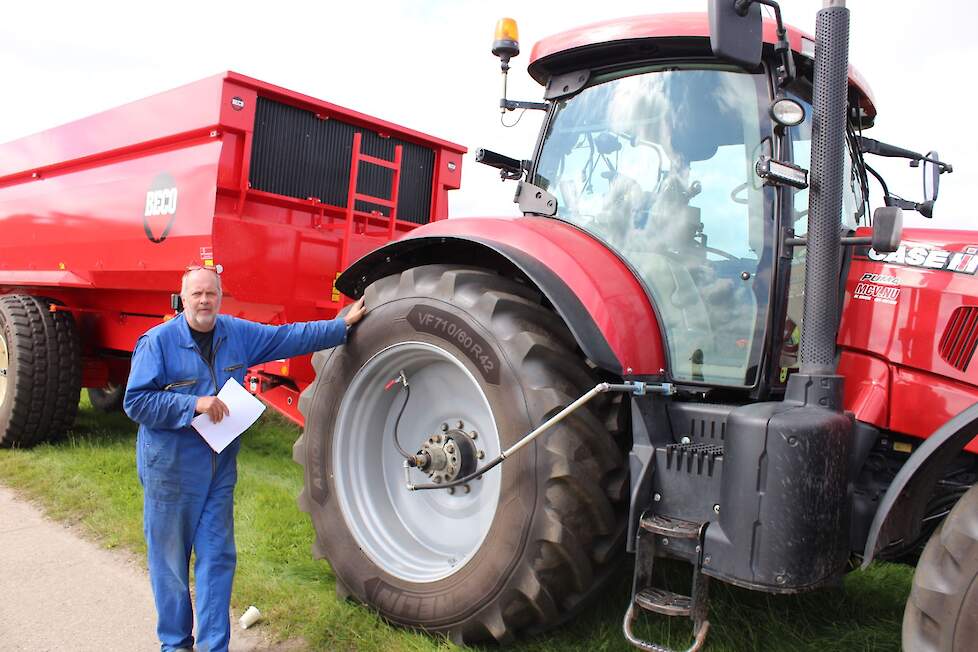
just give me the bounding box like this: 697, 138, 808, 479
0, 397, 908, 651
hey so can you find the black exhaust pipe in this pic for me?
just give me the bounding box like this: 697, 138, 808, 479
798, 0, 850, 381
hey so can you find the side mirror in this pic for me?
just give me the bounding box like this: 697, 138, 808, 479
708, 0, 763, 69
872, 206, 903, 253
923, 150, 940, 202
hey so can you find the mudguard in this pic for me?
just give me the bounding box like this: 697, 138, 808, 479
861, 401, 978, 566
337, 216, 665, 376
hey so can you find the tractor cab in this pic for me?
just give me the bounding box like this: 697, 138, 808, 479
534, 64, 773, 387
514, 13, 873, 394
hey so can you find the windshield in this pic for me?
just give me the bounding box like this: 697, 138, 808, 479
534, 67, 771, 386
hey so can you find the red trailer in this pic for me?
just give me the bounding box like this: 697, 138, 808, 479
0, 71, 465, 446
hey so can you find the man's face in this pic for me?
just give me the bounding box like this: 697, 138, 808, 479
181, 269, 222, 332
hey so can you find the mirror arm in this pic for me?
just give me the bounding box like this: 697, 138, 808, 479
750, 0, 796, 83
500, 99, 549, 112
920, 154, 953, 174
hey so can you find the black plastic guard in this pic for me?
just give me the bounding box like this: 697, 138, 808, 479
861, 402, 978, 567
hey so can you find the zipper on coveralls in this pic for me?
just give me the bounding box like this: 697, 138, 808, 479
196, 338, 224, 476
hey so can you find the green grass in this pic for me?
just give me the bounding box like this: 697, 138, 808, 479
0, 397, 910, 651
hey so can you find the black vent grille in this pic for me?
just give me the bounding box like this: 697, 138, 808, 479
249, 97, 435, 224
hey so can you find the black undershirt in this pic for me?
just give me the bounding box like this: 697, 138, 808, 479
190, 326, 215, 364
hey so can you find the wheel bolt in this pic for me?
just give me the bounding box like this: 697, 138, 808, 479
477, 450, 485, 459
447, 487, 455, 495
441, 423, 449, 432
471, 431, 478, 440
456, 420, 464, 429
463, 484, 471, 494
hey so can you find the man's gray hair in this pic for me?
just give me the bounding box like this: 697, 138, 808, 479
181, 267, 222, 294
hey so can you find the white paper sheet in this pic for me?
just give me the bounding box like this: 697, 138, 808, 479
191, 377, 266, 453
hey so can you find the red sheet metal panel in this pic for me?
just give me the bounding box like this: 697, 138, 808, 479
839, 227, 978, 450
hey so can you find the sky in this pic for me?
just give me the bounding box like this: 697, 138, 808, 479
2, 0, 975, 230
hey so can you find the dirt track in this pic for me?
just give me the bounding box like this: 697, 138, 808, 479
0, 484, 276, 651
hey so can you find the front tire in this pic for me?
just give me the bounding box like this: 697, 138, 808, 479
294, 265, 627, 644
903, 483, 978, 651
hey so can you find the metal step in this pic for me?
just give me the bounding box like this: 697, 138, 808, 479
634, 587, 692, 617
639, 513, 702, 539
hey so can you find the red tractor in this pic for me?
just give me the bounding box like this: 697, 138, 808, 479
294, 2, 973, 650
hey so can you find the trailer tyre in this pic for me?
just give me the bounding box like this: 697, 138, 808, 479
903, 482, 978, 652
0, 295, 53, 447
294, 265, 627, 644
30, 297, 81, 440
88, 384, 124, 413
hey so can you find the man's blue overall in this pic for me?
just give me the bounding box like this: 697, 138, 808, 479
125, 314, 346, 652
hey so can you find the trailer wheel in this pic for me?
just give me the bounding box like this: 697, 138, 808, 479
903, 482, 978, 652
30, 297, 81, 440
294, 265, 627, 644
0, 295, 53, 447
88, 383, 124, 413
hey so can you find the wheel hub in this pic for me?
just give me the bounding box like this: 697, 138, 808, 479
417, 425, 479, 485
332, 341, 502, 582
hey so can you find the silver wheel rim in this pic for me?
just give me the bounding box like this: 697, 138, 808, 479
0, 327, 8, 405
333, 341, 502, 583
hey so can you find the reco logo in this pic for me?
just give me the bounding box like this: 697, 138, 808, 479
144, 187, 178, 217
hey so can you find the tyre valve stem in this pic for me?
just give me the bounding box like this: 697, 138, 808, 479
384, 370, 409, 392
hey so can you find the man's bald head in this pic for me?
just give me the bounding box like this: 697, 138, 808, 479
180, 268, 223, 332
181, 267, 222, 294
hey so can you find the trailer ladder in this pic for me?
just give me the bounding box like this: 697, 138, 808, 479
337, 132, 403, 279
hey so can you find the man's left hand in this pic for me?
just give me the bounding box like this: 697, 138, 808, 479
343, 297, 367, 328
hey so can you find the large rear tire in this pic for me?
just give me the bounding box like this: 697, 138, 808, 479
294, 265, 627, 644
903, 483, 978, 652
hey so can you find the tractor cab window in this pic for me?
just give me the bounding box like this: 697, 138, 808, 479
535, 66, 772, 387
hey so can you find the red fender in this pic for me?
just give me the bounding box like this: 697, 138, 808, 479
338, 216, 666, 377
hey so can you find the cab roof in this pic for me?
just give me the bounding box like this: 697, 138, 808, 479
528, 12, 876, 120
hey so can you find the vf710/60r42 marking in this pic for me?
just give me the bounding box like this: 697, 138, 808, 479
407, 305, 500, 384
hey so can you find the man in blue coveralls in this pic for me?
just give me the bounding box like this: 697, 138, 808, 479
125, 266, 366, 652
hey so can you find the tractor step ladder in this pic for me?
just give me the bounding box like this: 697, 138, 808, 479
334, 131, 403, 306
623, 513, 711, 652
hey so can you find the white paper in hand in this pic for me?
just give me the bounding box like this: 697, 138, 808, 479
191, 378, 266, 453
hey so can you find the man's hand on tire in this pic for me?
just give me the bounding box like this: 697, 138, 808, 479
343, 297, 367, 328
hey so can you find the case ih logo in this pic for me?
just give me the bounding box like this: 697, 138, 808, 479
862, 244, 978, 275
143, 173, 179, 243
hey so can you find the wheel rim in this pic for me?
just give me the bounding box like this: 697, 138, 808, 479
0, 327, 8, 405
333, 341, 502, 583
